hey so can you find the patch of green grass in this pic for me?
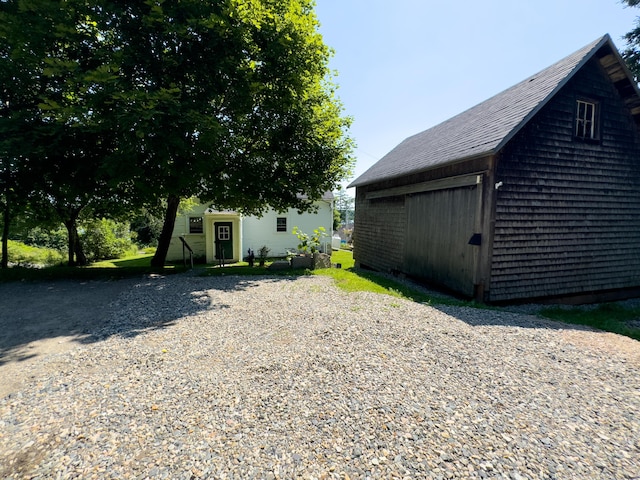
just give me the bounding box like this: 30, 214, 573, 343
314, 250, 473, 308
6, 240, 65, 267
198, 260, 309, 277
90, 253, 156, 268
0, 251, 183, 283
540, 303, 640, 341
0, 264, 183, 282
330, 249, 355, 269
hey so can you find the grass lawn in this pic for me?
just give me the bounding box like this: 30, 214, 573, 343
5, 239, 65, 267
90, 253, 158, 268
0, 250, 183, 282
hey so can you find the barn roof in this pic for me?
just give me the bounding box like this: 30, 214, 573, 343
350, 34, 640, 188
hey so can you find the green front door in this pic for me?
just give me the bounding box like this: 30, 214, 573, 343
214, 222, 233, 261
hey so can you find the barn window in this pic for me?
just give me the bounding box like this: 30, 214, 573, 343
575, 100, 598, 140
189, 217, 203, 234
276, 217, 287, 232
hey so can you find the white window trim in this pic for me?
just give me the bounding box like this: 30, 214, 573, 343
217, 225, 231, 241
576, 99, 597, 140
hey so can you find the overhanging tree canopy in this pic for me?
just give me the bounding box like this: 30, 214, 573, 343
1, 0, 354, 267
98, 0, 354, 266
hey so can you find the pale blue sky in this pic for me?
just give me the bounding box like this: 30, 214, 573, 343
314, 0, 640, 190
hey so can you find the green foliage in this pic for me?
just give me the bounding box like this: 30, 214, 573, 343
1, 0, 354, 268
292, 226, 327, 254
6, 240, 65, 267
23, 226, 68, 251
333, 208, 341, 230
130, 208, 164, 247
81, 218, 137, 262
540, 304, 640, 341
622, 0, 640, 81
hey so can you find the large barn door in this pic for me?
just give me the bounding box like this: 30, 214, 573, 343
404, 184, 479, 296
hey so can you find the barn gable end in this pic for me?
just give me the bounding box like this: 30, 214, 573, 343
491, 57, 640, 301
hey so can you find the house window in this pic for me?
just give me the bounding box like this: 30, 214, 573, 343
276, 217, 287, 232
189, 217, 203, 234
575, 99, 598, 140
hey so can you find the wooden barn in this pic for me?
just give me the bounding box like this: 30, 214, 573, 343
349, 35, 640, 303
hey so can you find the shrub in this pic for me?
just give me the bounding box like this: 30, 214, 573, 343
7, 240, 65, 267
23, 226, 68, 251
292, 226, 327, 254
81, 218, 137, 262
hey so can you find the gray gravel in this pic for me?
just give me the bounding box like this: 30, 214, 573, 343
1, 273, 639, 479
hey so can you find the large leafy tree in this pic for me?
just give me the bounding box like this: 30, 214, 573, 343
97, 0, 354, 266
1, 0, 124, 266
2, 0, 353, 268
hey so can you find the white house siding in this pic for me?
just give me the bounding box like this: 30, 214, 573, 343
166, 199, 333, 263
242, 201, 333, 258
166, 204, 209, 262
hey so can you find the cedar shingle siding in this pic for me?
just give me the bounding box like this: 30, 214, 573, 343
491, 58, 640, 301
351, 35, 640, 303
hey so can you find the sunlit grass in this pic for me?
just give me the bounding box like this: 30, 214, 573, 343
0, 250, 181, 282
329, 249, 355, 269
314, 250, 471, 307
6, 240, 65, 267
540, 303, 640, 341
89, 253, 156, 268
199, 260, 309, 277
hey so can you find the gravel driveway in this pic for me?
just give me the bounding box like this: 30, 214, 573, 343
0, 272, 639, 479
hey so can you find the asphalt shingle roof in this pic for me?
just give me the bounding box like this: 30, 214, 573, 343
349, 35, 613, 188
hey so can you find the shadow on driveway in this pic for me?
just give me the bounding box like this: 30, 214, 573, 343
0, 273, 293, 367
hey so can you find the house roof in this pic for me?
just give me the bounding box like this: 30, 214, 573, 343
350, 34, 640, 188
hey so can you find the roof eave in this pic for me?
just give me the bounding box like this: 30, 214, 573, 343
349, 151, 495, 189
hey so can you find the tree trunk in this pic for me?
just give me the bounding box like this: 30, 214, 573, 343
74, 225, 88, 266
151, 194, 181, 268
1, 202, 9, 269
64, 219, 77, 267
63, 216, 88, 266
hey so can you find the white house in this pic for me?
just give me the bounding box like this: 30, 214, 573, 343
166, 192, 334, 263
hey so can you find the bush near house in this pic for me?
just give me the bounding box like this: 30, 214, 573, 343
82, 219, 138, 262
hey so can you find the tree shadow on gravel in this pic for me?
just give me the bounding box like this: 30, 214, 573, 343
0, 273, 295, 367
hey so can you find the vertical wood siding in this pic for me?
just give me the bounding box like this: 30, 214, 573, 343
491, 58, 640, 301
404, 186, 478, 296
353, 191, 405, 272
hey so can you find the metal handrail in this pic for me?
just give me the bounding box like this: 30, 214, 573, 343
178, 236, 194, 269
